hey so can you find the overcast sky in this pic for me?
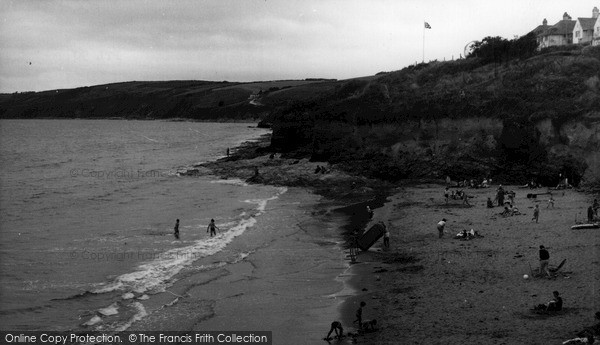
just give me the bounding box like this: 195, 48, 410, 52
0, 0, 598, 93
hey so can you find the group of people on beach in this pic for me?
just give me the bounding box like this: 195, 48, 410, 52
325, 301, 377, 341
447, 176, 600, 343
447, 176, 491, 189
444, 187, 471, 205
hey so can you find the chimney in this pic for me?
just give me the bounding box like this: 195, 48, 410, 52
563, 12, 571, 20
593, 7, 599, 18
543, 18, 547, 26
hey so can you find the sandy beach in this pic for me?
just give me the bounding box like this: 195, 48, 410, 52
348, 184, 599, 345
191, 140, 599, 344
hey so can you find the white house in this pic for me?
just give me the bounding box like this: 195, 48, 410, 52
594, 14, 600, 46
535, 12, 575, 49
573, 7, 599, 45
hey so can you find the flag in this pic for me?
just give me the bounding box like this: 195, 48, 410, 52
424, 22, 431, 29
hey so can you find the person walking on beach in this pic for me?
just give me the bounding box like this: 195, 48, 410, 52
354, 301, 366, 329
444, 187, 450, 204
532, 205, 540, 223
539, 245, 551, 278
462, 191, 470, 206
174, 219, 180, 239
437, 218, 447, 238
207, 219, 219, 237
383, 225, 390, 248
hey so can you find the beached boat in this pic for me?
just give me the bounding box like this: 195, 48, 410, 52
571, 223, 600, 230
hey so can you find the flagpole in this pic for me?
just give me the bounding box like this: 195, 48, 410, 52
422, 20, 425, 63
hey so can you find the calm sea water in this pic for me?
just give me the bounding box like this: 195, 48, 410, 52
0, 119, 281, 331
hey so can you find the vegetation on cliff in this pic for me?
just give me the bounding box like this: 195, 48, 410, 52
267, 42, 600, 186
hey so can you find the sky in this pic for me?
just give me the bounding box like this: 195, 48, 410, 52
0, 0, 598, 93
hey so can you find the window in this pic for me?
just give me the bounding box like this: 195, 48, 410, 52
575, 30, 580, 38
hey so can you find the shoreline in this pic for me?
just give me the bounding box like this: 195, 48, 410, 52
192, 136, 399, 341
194, 136, 600, 344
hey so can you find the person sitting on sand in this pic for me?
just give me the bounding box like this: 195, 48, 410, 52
507, 191, 515, 205
576, 311, 600, 339
501, 205, 511, 217
510, 205, 521, 216
325, 321, 344, 340
487, 197, 494, 208
534, 291, 563, 312
362, 319, 377, 332
455, 230, 472, 240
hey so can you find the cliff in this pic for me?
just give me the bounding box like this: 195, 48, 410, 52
267, 45, 600, 186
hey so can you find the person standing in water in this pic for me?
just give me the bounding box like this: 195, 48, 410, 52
174, 219, 180, 239
207, 219, 219, 237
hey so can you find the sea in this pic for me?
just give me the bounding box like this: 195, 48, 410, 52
0, 119, 305, 331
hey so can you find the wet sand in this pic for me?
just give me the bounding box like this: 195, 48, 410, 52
129, 187, 358, 344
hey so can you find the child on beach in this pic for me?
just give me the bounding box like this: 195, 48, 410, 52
383, 226, 390, 248
437, 218, 447, 238
532, 205, 540, 223
354, 301, 366, 329
325, 321, 344, 340
174, 219, 180, 239
547, 194, 555, 208
207, 219, 219, 237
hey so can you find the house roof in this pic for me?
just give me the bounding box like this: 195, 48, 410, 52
576, 17, 597, 30
542, 19, 576, 36
529, 24, 548, 36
